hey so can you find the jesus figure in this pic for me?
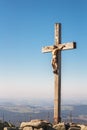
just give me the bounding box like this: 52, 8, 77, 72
51, 45, 65, 73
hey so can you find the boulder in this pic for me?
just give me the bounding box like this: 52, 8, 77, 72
4, 127, 18, 130
53, 122, 66, 130
77, 125, 87, 130
20, 119, 53, 130
23, 127, 44, 130
20, 119, 50, 128
68, 127, 81, 130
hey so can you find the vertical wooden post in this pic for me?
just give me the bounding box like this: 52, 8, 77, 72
42, 23, 76, 124
54, 23, 61, 124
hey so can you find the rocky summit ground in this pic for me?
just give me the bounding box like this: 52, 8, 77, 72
19, 119, 87, 130
1, 119, 87, 130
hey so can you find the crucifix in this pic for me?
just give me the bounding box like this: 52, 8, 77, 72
42, 23, 76, 124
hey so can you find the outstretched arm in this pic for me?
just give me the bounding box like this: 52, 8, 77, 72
59, 45, 65, 50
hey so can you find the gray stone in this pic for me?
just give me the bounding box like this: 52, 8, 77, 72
53, 122, 66, 130
23, 127, 33, 130
69, 127, 81, 130
4, 127, 17, 130
20, 119, 49, 128
77, 125, 87, 130
20, 119, 54, 130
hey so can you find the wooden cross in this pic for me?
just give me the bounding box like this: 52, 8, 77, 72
42, 23, 76, 124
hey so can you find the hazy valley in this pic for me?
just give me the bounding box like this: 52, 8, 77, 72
0, 99, 87, 126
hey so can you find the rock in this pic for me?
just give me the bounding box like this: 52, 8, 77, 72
20, 119, 53, 130
53, 122, 66, 130
20, 119, 50, 128
4, 127, 18, 130
23, 127, 44, 130
77, 125, 87, 130
68, 127, 81, 130
23, 127, 33, 130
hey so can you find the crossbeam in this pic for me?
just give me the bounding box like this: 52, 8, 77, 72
42, 42, 76, 53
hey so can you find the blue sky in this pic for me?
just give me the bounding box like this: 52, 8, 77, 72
0, 0, 87, 104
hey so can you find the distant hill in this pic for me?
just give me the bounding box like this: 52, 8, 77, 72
0, 99, 87, 126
